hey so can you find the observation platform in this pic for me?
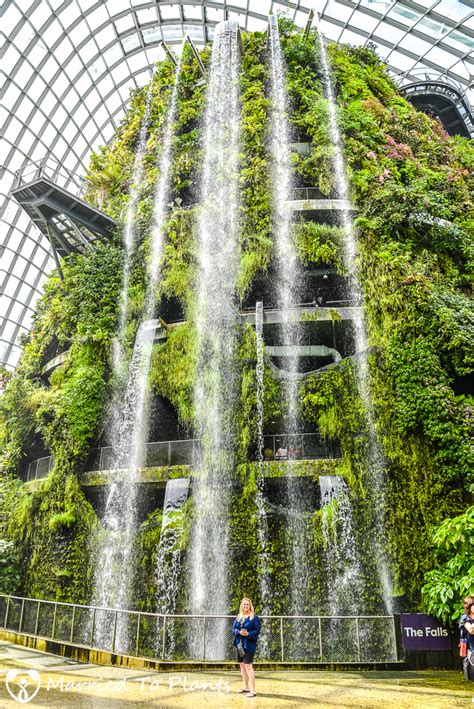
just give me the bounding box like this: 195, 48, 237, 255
23, 436, 341, 487
241, 304, 362, 326
286, 188, 356, 214
40, 305, 363, 384
10, 157, 117, 262
398, 72, 473, 138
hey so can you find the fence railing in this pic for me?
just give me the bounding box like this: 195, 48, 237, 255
0, 594, 399, 664
90, 438, 201, 471
262, 433, 340, 460
289, 186, 324, 201
26, 455, 54, 481
12, 157, 89, 197
24, 434, 340, 482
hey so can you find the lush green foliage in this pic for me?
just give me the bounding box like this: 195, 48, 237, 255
0, 20, 471, 620
422, 506, 474, 622
0, 539, 21, 594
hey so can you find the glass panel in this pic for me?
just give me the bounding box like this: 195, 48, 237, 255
143, 27, 161, 45
374, 22, 405, 43
386, 50, 417, 72
283, 617, 324, 662
349, 10, 380, 33
435, 0, 471, 22
398, 35, 432, 56
137, 614, 162, 659
122, 33, 141, 52
53, 604, 74, 642
136, 7, 158, 25
159, 5, 180, 20
205, 7, 225, 23
29, 3, 51, 31
114, 15, 135, 33
161, 26, 185, 42
183, 5, 202, 21
69, 19, 89, 46
96, 25, 116, 48
145, 442, 170, 467
169, 440, 198, 466
386, 4, 421, 27
86, 4, 109, 29
425, 44, 459, 67
41, 18, 63, 47
37, 602, 55, 638
443, 29, 474, 53
417, 16, 450, 39
72, 606, 94, 646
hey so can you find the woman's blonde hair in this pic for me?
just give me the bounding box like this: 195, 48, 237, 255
237, 597, 255, 621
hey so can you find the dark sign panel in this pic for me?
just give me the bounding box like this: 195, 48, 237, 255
400, 614, 451, 651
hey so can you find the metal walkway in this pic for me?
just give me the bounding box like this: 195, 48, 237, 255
10, 157, 117, 263
0, 594, 400, 666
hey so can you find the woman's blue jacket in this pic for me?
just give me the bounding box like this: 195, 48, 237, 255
232, 614, 261, 654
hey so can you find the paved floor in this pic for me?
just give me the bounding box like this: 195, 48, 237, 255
0, 640, 473, 708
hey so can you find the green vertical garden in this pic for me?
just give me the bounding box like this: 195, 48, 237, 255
0, 20, 472, 623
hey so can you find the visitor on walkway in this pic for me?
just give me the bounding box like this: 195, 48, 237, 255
233, 597, 260, 698
460, 598, 474, 681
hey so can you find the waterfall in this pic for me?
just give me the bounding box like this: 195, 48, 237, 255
320, 476, 363, 613
189, 20, 241, 659
92, 52, 183, 650
155, 478, 190, 658
317, 32, 392, 612
255, 301, 271, 655
92, 324, 155, 651
320, 475, 364, 660
268, 15, 311, 627
268, 14, 302, 430
111, 75, 155, 373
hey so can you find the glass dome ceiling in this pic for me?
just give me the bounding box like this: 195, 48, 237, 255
1, 0, 473, 370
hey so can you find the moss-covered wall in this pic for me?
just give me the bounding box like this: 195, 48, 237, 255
0, 20, 472, 620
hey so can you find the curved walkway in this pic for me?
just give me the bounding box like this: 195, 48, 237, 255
0, 640, 471, 708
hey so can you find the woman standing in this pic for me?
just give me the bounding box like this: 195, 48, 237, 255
233, 598, 260, 698
460, 599, 474, 681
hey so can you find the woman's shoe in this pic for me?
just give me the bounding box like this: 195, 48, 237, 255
237, 688, 250, 693
246, 692, 257, 698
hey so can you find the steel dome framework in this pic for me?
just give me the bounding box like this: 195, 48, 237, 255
1, 0, 473, 370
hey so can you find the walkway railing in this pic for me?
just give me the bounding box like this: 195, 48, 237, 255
12, 157, 89, 197
25, 455, 54, 481
262, 433, 340, 460
0, 595, 399, 664
24, 434, 340, 482
289, 186, 325, 201
90, 438, 201, 471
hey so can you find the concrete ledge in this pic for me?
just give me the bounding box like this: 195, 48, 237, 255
0, 629, 406, 672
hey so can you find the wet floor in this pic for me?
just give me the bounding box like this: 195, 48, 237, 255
0, 640, 472, 708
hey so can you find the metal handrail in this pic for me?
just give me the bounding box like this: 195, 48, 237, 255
0, 594, 399, 664
12, 156, 88, 196
25, 433, 338, 482
395, 69, 468, 100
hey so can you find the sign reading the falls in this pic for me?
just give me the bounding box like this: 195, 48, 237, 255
400, 614, 451, 651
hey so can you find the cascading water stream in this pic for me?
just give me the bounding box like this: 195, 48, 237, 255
188, 20, 241, 660
320, 476, 364, 660
92, 52, 183, 651
255, 301, 271, 655
268, 15, 311, 627
111, 76, 156, 373
154, 478, 190, 658
317, 31, 392, 612
320, 476, 363, 614
268, 15, 301, 432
